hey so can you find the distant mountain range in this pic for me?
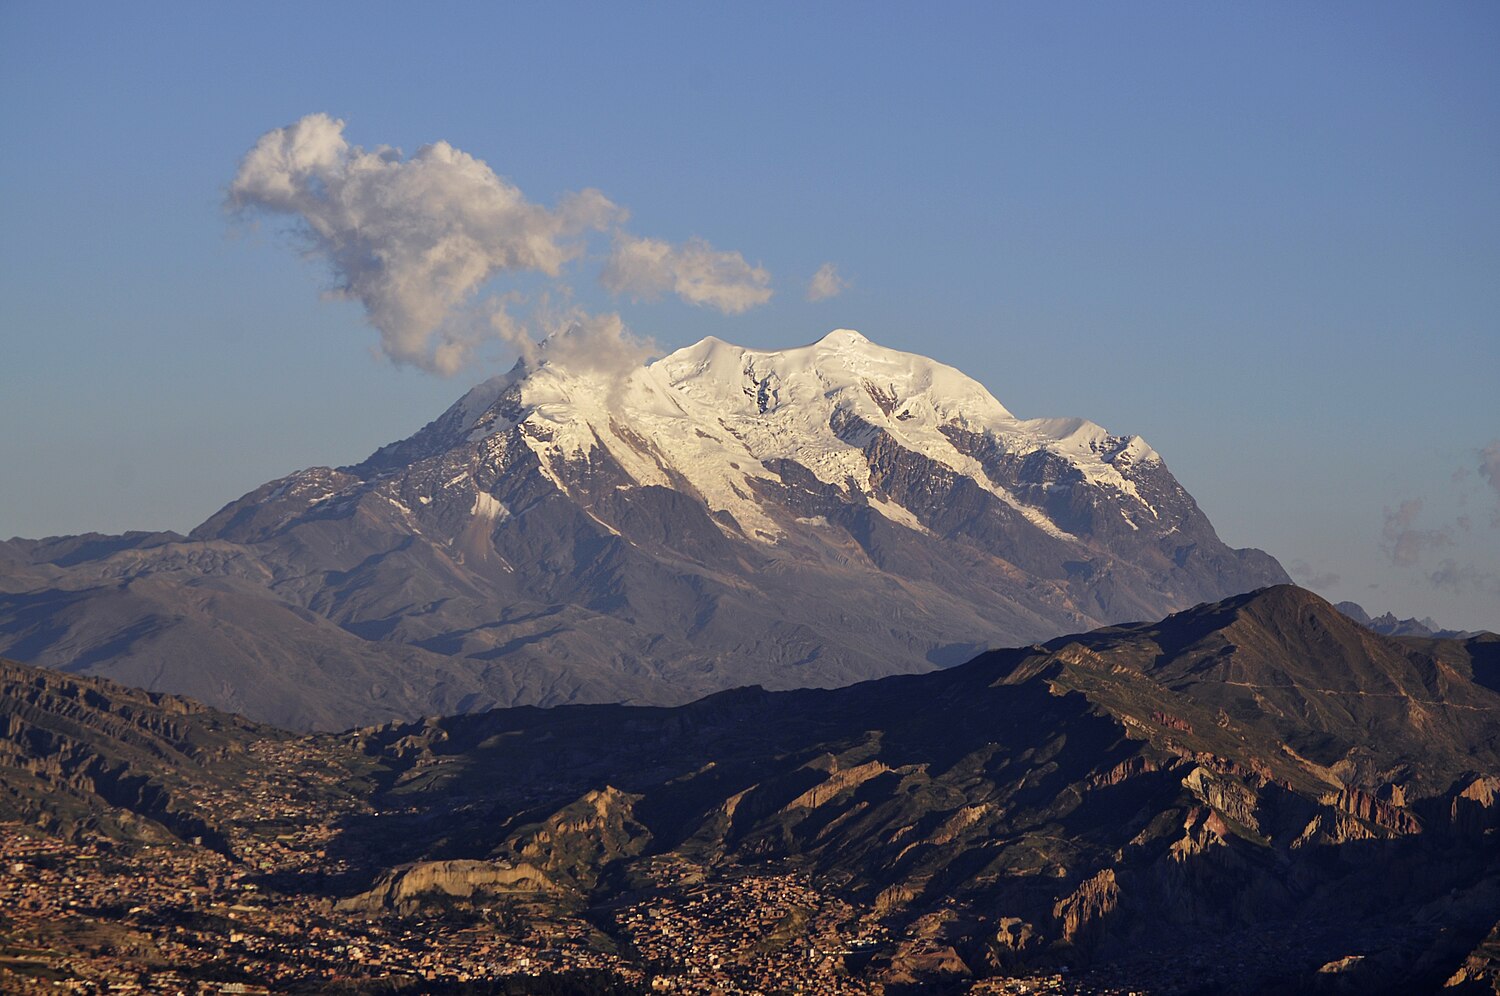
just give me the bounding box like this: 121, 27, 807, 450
5, 586, 1499, 992
0, 330, 1286, 729
1336, 600, 1480, 639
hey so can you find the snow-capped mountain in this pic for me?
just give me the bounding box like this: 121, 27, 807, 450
359, 329, 1163, 544
0, 330, 1287, 728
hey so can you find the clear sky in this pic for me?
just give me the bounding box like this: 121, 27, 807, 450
2, 3, 1497, 630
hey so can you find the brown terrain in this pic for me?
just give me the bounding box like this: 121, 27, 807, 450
3, 585, 1499, 993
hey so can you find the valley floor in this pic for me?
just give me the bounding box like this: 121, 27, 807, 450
0, 818, 1152, 996
8, 589, 1500, 994
3, 809, 1405, 996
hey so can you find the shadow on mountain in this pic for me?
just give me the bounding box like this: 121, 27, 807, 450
1464, 634, 1500, 695
7, 585, 1500, 991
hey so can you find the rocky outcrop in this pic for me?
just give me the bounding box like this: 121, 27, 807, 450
987, 916, 1042, 966
1450, 776, 1500, 837
1183, 766, 1262, 837
785, 758, 892, 812
1332, 786, 1422, 836
498, 786, 650, 892
340, 859, 558, 912
1086, 754, 1160, 789
1053, 868, 1120, 946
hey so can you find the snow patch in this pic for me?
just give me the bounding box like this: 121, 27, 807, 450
470, 491, 510, 522
868, 498, 932, 536
583, 509, 622, 537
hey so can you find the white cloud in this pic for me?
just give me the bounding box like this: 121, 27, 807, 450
230, 114, 779, 375
602, 234, 772, 314
230, 115, 627, 373
806, 262, 848, 301
529, 300, 656, 378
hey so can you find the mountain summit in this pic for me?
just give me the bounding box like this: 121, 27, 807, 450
1, 331, 1287, 728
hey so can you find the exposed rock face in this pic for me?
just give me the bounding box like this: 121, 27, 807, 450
341, 859, 558, 912
1053, 868, 1120, 945
1447, 920, 1500, 993
0, 331, 1287, 729
1333, 786, 1423, 836
497, 786, 651, 893
1451, 776, 1500, 836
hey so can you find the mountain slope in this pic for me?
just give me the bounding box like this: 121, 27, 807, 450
0, 656, 275, 847
6, 587, 1496, 992
1, 330, 1286, 728
343, 586, 1500, 990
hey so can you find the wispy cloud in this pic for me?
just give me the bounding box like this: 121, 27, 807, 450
602, 235, 772, 314
1480, 439, 1500, 526
806, 262, 849, 302
1430, 559, 1500, 596
1381, 499, 1451, 567
1378, 447, 1500, 611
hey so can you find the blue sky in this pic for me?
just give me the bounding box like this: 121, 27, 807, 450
2, 3, 1497, 629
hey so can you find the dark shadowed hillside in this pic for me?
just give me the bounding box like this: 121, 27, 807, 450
5, 587, 1497, 992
